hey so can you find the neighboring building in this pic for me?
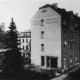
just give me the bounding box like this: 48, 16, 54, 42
31, 3, 80, 71
0, 23, 5, 31
18, 30, 31, 63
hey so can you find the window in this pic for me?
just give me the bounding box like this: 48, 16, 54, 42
63, 57, 67, 68
63, 41, 67, 53
47, 57, 50, 67
23, 39, 24, 43
42, 10, 46, 13
23, 33, 26, 36
41, 19, 44, 26
64, 41, 67, 46
30, 39, 31, 44
75, 57, 77, 61
41, 44, 44, 52
19, 39, 21, 42
26, 46, 28, 50
64, 48, 66, 53
63, 62, 66, 68
26, 39, 28, 43
63, 43, 66, 53
23, 45, 24, 50
70, 58, 72, 63
70, 55, 73, 63
63, 58, 66, 61
26, 33, 27, 36
23, 53, 25, 57
63, 31, 66, 38
27, 33, 29, 36
41, 31, 44, 39
70, 43, 73, 52
41, 56, 44, 66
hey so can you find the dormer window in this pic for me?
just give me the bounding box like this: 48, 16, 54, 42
42, 10, 46, 13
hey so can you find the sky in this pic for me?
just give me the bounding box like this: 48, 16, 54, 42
0, 0, 80, 31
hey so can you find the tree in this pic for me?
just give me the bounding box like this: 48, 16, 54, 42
3, 18, 23, 73
0, 23, 6, 49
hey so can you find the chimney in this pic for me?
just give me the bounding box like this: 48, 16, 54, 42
52, 3, 57, 9
75, 13, 78, 16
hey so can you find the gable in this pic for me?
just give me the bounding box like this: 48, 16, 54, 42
31, 7, 61, 20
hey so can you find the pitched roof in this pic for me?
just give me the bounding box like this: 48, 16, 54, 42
39, 3, 80, 19
39, 4, 67, 15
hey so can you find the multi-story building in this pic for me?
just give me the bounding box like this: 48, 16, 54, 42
18, 30, 31, 63
31, 3, 80, 71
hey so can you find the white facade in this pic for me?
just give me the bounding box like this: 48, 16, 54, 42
31, 7, 61, 69
18, 30, 31, 58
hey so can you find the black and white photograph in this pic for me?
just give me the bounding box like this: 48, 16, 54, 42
0, 0, 80, 80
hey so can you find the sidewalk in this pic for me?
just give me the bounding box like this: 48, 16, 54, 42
51, 74, 67, 80
51, 64, 80, 80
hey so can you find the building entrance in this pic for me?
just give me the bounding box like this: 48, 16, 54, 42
46, 57, 57, 68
